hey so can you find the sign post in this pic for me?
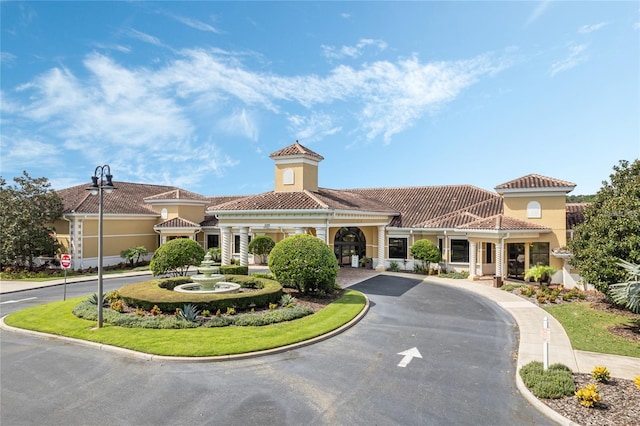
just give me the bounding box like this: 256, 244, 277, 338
541, 316, 550, 370
61, 254, 72, 300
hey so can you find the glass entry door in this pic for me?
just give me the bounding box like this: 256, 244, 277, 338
507, 243, 525, 280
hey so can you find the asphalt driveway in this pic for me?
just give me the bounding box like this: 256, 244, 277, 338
0, 275, 554, 425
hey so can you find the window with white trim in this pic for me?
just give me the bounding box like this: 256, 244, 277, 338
527, 201, 541, 218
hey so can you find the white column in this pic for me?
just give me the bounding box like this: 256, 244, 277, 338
316, 226, 327, 243
239, 227, 249, 266
221, 226, 231, 265
376, 226, 385, 271
495, 242, 503, 278
469, 241, 477, 279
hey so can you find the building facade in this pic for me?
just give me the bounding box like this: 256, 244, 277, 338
54, 141, 586, 285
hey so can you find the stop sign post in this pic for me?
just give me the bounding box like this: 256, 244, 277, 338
61, 254, 71, 300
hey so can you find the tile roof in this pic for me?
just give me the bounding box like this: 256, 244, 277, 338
566, 203, 587, 228
495, 174, 576, 190
58, 182, 179, 215
144, 189, 210, 202
208, 188, 395, 213
155, 217, 201, 229
200, 215, 219, 227
269, 141, 324, 161
457, 214, 550, 231
417, 197, 504, 228
346, 185, 500, 228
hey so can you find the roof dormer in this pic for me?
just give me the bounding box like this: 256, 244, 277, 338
269, 141, 323, 192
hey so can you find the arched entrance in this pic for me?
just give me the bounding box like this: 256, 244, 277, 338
334, 227, 366, 266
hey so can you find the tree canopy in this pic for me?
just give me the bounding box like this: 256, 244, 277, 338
248, 235, 275, 264
150, 238, 205, 276
268, 234, 339, 294
568, 159, 640, 297
0, 172, 63, 270
410, 239, 442, 266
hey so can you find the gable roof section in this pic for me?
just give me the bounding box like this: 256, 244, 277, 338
347, 185, 500, 228
58, 182, 178, 215
495, 174, 576, 192
154, 217, 201, 229
269, 141, 324, 161
209, 188, 396, 214
457, 214, 550, 231
417, 197, 504, 229
144, 189, 210, 202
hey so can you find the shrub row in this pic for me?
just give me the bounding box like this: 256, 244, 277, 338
118, 275, 282, 313
72, 299, 313, 329
519, 361, 576, 399
219, 265, 248, 275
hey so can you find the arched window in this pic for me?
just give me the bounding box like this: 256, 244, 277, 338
333, 227, 366, 266
283, 168, 294, 185
161, 208, 168, 219
527, 201, 541, 219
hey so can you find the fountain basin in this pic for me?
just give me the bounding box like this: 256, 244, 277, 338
174, 282, 241, 294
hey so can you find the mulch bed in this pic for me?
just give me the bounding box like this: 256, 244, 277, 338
509, 284, 640, 425
542, 373, 640, 426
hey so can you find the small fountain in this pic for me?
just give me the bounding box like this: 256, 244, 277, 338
174, 252, 241, 294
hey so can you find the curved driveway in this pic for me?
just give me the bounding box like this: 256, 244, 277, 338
1, 275, 554, 425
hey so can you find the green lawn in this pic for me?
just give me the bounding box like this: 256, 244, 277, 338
544, 302, 640, 358
3, 289, 367, 357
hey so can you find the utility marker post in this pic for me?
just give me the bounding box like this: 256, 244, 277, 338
542, 316, 550, 370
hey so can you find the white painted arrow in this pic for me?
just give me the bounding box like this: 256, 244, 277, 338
397, 347, 422, 367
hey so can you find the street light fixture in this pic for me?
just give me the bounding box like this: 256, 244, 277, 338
86, 165, 116, 328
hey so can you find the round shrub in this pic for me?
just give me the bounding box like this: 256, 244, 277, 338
410, 239, 442, 266
150, 238, 205, 276
268, 234, 339, 294
248, 235, 275, 264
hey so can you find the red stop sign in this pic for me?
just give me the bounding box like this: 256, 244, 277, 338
61, 254, 72, 269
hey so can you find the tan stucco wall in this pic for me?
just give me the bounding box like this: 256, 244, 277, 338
502, 195, 567, 248
274, 163, 318, 192
149, 204, 205, 224
80, 217, 160, 258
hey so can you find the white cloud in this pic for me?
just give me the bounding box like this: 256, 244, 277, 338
286, 113, 342, 142
169, 14, 221, 34
578, 22, 608, 34
126, 28, 165, 47
0, 52, 17, 66
2, 44, 509, 188
550, 44, 588, 76
322, 39, 387, 60
526, 0, 552, 26
217, 109, 259, 141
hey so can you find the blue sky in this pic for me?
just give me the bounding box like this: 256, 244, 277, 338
1, 1, 639, 197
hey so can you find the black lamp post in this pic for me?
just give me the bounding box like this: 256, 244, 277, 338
86, 165, 116, 328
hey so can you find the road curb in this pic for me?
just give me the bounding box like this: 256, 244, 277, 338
0, 293, 370, 362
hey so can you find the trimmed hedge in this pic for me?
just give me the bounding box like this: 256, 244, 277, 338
219, 265, 248, 275
519, 361, 576, 399
118, 275, 282, 313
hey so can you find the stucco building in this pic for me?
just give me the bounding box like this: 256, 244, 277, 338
54, 141, 586, 286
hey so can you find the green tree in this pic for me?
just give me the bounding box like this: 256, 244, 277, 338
248, 235, 275, 264
120, 246, 148, 267
410, 239, 442, 271
150, 238, 204, 277
568, 159, 640, 298
268, 234, 339, 294
0, 172, 63, 270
